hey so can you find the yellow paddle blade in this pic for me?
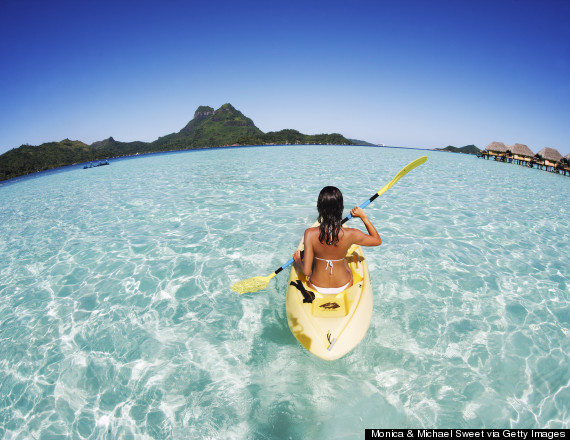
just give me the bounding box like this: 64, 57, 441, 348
377, 155, 427, 197
231, 273, 276, 294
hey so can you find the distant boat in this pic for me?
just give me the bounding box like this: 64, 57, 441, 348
378, 143, 385, 147
83, 160, 109, 169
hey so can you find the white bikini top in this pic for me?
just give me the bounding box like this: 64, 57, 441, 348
314, 256, 345, 275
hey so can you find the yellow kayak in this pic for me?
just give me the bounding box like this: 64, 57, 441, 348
286, 224, 373, 360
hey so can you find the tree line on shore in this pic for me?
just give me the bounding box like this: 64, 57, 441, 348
0, 103, 486, 182
0, 104, 354, 181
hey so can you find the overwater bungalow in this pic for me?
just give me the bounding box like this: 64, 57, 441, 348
507, 143, 534, 167
480, 141, 508, 161
535, 147, 563, 173
507, 144, 534, 168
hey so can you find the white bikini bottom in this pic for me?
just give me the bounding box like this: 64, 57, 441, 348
310, 281, 351, 295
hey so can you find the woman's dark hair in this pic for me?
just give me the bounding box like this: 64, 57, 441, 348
317, 186, 343, 245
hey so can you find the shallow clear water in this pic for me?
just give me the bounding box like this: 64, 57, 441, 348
0, 145, 568, 438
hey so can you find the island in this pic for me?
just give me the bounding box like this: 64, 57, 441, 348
0, 104, 358, 181
435, 145, 481, 155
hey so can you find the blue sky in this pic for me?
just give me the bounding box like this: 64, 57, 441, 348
1, 0, 569, 156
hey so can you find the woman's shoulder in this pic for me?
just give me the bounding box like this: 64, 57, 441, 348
341, 227, 366, 240
305, 226, 319, 237
304, 227, 320, 243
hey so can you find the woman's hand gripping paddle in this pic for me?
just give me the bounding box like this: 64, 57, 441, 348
231, 155, 428, 294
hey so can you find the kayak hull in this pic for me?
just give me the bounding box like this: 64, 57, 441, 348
285, 225, 373, 360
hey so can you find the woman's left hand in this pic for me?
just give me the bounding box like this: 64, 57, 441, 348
293, 250, 303, 265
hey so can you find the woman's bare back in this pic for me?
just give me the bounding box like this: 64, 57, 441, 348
293, 206, 382, 289
305, 227, 353, 288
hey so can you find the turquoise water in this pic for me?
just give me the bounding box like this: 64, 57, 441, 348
0, 145, 568, 438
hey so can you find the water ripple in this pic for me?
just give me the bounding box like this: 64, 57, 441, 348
0, 146, 568, 437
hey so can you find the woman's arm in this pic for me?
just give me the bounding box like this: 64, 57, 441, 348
349, 207, 382, 246
293, 228, 314, 277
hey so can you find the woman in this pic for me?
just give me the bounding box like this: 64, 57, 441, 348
293, 186, 382, 294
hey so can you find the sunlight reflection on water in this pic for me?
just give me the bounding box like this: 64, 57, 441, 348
0, 145, 568, 437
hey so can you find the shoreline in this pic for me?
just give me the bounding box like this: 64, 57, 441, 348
2, 142, 567, 187
0, 143, 436, 185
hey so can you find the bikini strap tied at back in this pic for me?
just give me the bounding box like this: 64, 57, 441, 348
314, 256, 345, 275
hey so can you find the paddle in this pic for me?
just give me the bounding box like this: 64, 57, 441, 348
231, 155, 428, 294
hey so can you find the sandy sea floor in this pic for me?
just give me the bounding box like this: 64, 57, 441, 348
0, 145, 568, 438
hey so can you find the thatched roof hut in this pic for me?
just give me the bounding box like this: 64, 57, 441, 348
536, 147, 563, 163
485, 141, 508, 153
509, 143, 534, 157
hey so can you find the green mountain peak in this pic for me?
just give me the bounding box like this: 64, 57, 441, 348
193, 106, 214, 119
0, 103, 355, 181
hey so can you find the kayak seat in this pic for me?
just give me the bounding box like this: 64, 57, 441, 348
292, 250, 365, 318
312, 292, 348, 317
